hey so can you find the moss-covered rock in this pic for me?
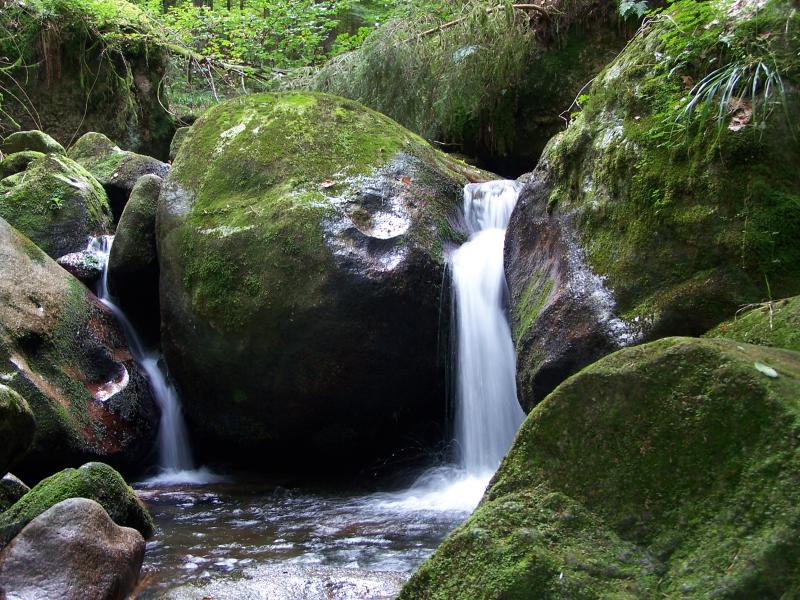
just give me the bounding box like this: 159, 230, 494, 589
0, 474, 30, 513
0, 153, 112, 258
0, 385, 35, 476
168, 126, 190, 162
0, 130, 65, 156
704, 296, 800, 352
68, 132, 169, 221
108, 174, 161, 341
401, 337, 800, 599
506, 0, 800, 409
159, 91, 489, 472
0, 151, 46, 180
56, 249, 105, 286
0, 462, 153, 548
315, 0, 625, 173
0, 0, 174, 158
0, 216, 157, 479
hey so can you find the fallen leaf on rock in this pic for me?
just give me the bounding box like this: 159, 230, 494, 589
728, 97, 752, 131
400, 176, 411, 186
320, 179, 335, 188
754, 362, 779, 378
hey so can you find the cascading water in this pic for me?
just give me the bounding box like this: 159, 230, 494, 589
452, 180, 526, 475
376, 180, 525, 512
87, 236, 216, 484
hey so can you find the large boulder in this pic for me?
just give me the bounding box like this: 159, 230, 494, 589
108, 174, 162, 342
68, 132, 169, 221
158, 91, 488, 471
315, 0, 625, 173
505, 0, 800, 410
400, 337, 800, 598
0, 153, 112, 258
0, 385, 35, 476
0, 0, 174, 158
0, 130, 65, 156
0, 462, 153, 548
704, 296, 800, 352
0, 216, 157, 478
0, 497, 145, 599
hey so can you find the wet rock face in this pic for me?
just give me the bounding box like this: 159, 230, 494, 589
504, 0, 800, 411
0, 217, 157, 479
0, 498, 145, 600
505, 173, 637, 411
56, 250, 105, 286
158, 92, 483, 472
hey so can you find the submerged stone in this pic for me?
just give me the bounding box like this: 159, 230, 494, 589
400, 337, 800, 599
158, 91, 490, 472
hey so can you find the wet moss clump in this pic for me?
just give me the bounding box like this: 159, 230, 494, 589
401, 337, 800, 598
704, 295, 800, 352
0, 462, 153, 547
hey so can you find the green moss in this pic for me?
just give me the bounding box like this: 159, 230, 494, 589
538, 0, 800, 330
402, 337, 800, 598
514, 274, 554, 346
0, 154, 112, 257
704, 295, 800, 352
0, 462, 153, 547
0, 151, 46, 180
0, 131, 65, 156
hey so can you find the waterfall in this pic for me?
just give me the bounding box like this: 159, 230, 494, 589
452, 181, 526, 475
375, 180, 525, 513
88, 236, 217, 485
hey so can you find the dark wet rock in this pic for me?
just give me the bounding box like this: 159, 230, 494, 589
0, 474, 30, 513
108, 174, 162, 342
56, 249, 105, 286
0, 497, 145, 599
158, 91, 490, 472
0, 131, 65, 156
0, 462, 153, 548
0, 1, 173, 158
0, 153, 112, 258
0, 385, 35, 477
169, 126, 191, 162
0, 216, 157, 479
68, 132, 169, 221
401, 337, 800, 599
0, 151, 45, 180
505, 0, 800, 410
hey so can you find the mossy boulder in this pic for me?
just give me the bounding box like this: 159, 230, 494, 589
0, 153, 112, 258
0, 131, 65, 156
56, 249, 105, 286
506, 0, 800, 409
0, 385, 35, 476
108, 174, 162, 341
0, 462, 154, 548
401, 337, 800, 598
0, 0, 174, 158
704, 296, 800, 352
158, 91, 488, 471
0, 151, 46, 180
0, 216, 157, 479
168, 126, 190, 162
0, 474, 30, 513
68, 132, 169, 221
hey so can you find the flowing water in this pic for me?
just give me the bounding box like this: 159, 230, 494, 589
88, 236, 217, 485
94, 180, 525, 597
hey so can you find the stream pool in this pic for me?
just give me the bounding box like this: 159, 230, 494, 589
132, 468, 487, 599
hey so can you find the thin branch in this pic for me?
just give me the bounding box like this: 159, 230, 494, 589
416, 3, 551, 39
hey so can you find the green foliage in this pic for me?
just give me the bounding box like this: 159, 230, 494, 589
618, 0, 649, 20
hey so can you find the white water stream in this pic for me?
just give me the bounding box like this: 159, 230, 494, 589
374, 180, 526, 512
88, 236, 218, 485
